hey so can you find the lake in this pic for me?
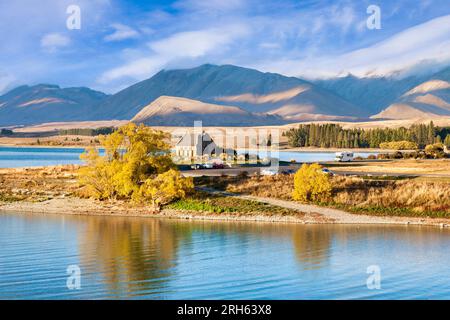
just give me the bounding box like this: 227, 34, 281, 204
1, 213, 449, 299
0, 147, 85, 168
0, 146, 378, 168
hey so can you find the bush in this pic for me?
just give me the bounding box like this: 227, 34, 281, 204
379, 141, 418, 150
292, 163, 331, 203
425, 143, 446, 159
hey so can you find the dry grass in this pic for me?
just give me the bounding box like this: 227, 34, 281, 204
201, 174, 450, 217
0, 165, 81, 202
333, 159, 450, 175
331, 176, 450, 215
226, 175, 294, 200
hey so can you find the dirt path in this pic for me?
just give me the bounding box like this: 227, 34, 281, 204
199, 187, 449, 226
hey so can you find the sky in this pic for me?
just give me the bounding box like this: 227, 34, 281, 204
0, 0, 449, 94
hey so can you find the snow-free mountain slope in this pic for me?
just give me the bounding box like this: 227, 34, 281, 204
131, 96, 284, 126
0, 84, 108, 126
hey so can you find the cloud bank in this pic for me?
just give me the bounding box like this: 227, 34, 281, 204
0, 0, 449, 94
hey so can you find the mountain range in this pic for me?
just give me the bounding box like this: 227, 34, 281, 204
1, 64, 449, 127
0, 84, 107, 126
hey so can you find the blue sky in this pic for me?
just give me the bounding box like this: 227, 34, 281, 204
0, 0, 449, 94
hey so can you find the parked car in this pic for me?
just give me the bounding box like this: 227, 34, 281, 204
213, 163, 225, 169
190, 164, 204, 170
281, 169, 295, 175
321, 168, 334, 176
261, 168, 278, 176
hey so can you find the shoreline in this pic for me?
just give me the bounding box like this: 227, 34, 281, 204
1, 196, 449, 228
0, 144, 90, 149
1, 143, 388, 153
0, 198, 324, 224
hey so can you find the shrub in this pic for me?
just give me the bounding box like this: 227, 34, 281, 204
425, 143, 446, 159
292, 163, 332, 203
133, 169, 194, 209
379, 141, 418, 150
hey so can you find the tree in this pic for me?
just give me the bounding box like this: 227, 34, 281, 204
444, 134, 450, 149
292, 163, 332, 203
133, 169, 194, 210
78, 123, 193, 208
0, 129, 13, 136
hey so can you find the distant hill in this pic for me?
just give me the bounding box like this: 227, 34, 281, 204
315, 66, 450, 117
0, 84, 108, 126
314, 74, 427, 115
2, 64, 450, 127
91, 64, 366, 122
131, 96, 284, 126
371, 67, 450, 120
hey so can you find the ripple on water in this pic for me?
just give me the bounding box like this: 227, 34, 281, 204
1, 213, 450, 299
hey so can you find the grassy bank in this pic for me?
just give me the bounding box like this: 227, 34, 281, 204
2, 164, 450, 221
0, 166, 302, 218
197, 174, 450, 218
168, 191, 302, 216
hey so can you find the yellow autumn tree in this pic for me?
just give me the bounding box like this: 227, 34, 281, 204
78, 123, 193, 208
132, 169, 194, 210
292, 163, 332, 203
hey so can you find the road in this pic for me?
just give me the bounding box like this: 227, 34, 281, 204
182, 164, 450, 178
182, 165, 299, 177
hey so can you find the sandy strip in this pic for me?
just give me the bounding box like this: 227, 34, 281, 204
0, 197, 326, 224
2, 194, 449, 228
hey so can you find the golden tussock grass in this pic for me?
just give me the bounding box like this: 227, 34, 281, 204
215, 174, 450, 214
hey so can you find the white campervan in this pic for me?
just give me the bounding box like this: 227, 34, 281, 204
335, 151, 354, 162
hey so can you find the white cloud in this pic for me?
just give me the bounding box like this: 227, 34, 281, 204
98, 25, 250, 84
98, 57, 166, 84
149, 26, 248, 58
104, 23, 139, 42
173, 0, 246, 12
256, 14, 450, 78
40, 33, 70, 51
0, 72, 15, 94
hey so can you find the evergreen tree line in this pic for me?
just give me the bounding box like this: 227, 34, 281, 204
284, 122, 450, 149
59, 127, 115, 136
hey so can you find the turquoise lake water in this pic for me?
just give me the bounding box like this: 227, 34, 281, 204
1, 213, 449, 299
0, 146, 378, 168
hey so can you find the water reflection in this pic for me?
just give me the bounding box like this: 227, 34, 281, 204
78, 217, 193, 297
2, 213, 450, 299
292, 226, 332, 270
